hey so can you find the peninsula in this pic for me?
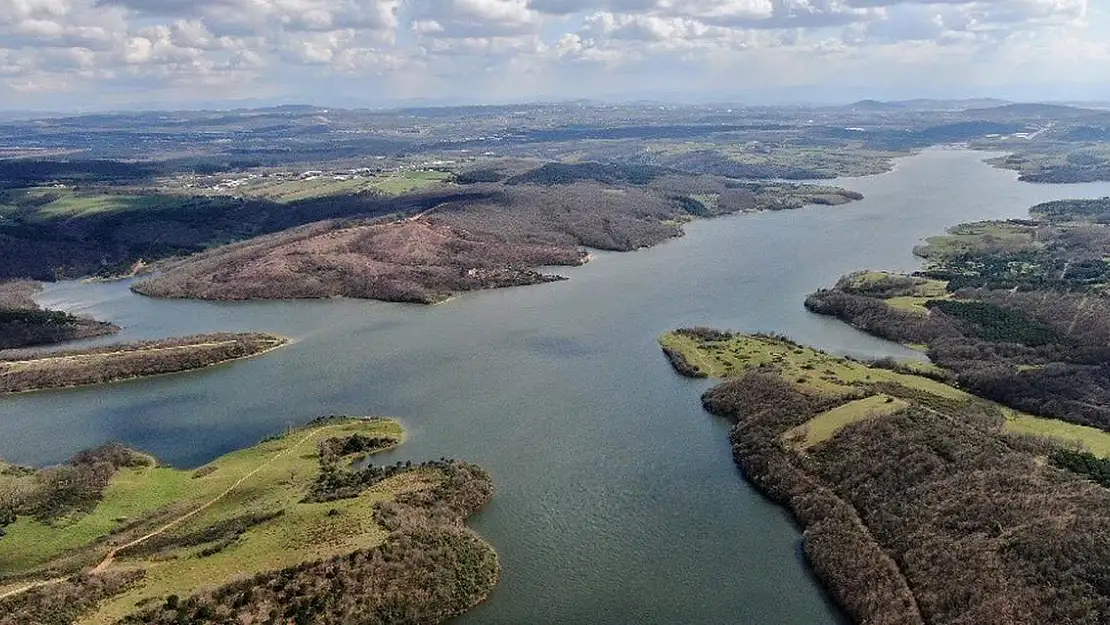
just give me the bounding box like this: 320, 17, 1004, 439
0, 416, 499, 625
0, 281, 117, 350
0, 333, 287, 394
660, 329, 1110, 624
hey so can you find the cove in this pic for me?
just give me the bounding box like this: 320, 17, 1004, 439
5, 148, 1110, 624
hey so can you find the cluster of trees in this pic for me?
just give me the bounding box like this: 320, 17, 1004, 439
0, 308, 118, 350
1, 443, 148, 534
504, 161, 668, 186
316, 434, 399, 466
1031, 198, 1110, 223
805, 289, 954, 345
121, 529, 498, 625
308, 458, 463, 504
807, 205, 1110, 432
925, 300, 1061, 347
807, 284, 1110, 430
1050, 449, 1110, 488
0, 570, 145, 625
696, 369, 1110, 625
121, 458, 495, 625
0, 333, 285, 394
1020, 167, 1110, 184
0, 160, 157, 188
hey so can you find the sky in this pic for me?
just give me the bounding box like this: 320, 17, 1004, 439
1, 0, 1108, 110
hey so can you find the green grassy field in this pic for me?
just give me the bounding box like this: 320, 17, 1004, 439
187, 169, 453, 202
914, 221, 1038, 258
783, 394, 910, 450
369, 169, 453, 195
658, 331, 966, 399
0, 417, 431, 622
0, 189, 165, 220
660, 330, 1110, 458
1005, 411, 1110, 458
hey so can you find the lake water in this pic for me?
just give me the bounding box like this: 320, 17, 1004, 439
5, 148, 1110, 624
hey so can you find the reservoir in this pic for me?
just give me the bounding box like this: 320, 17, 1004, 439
5, 148, 1110, 624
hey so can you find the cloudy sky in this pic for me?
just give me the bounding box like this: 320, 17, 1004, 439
1, 0, 1107, 109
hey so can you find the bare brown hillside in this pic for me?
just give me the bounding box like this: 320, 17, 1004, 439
132, 217, 587, 303
132, 169, 862, 303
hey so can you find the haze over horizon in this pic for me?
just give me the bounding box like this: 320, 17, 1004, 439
1, 0, 1108, 111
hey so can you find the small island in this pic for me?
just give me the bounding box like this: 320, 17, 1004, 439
660, 329, 1110, 625
0, 333, 288, 395
0, 416, 499, 625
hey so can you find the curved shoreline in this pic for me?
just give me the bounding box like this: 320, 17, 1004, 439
0, 332, 290, 396
0, 416, 501, 625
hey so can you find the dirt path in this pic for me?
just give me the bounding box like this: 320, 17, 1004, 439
1, 341, 240, 368
92, 424, 332, 573
0, 425, 333, 602
0, 578, 64, 601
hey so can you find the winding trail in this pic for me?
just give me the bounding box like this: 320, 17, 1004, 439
0, 424, 334, 601
92, 424, 333, 573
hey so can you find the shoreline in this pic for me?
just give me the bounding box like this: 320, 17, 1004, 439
659, 329, 1110, 624
0, 416, 501, 624
0, 333, 291, 396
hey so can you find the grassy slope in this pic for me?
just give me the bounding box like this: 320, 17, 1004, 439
913, 221, 1038, 258
841, 270, 951, 314
659, 331, 1110, 457
659, 331, 964, 399
0, 417, 439, 623
783, 395, 910, 449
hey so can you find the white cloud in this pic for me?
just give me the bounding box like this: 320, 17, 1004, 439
0, 0, 1104, 107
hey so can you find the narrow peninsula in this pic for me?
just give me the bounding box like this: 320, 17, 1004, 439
806, 197, 1110, 431
0, 416, 499, 625
0, 333, 287, 395
660, 329, 1110, 624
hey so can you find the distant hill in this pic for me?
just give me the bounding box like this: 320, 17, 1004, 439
966, 102, 1110, 120
841, 99, 1012, 113
848, 99, 905, 111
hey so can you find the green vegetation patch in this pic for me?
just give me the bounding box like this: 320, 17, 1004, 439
368, 169, 453, 196
0, 416, 500, 625
925, 300, 1061, 346
1049, 448, 1110, 487
914, 221, 1039, 259
1005, 412, 1110, 458
783, 394, 910, 449
1031, 197, 1110, 224
659, 328, 968, 401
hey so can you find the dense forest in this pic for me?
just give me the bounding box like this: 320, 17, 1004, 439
663, 332, 1110, 625
807, 199, 1110, 431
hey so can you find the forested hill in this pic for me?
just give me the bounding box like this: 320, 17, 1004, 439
806, 197, 1110, 432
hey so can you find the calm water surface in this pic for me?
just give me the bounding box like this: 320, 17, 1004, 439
5, 149, 1110, 624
